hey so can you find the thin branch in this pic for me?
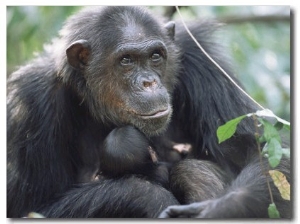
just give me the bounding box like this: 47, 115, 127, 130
219, 15, 290, 24
175, 6, 264, 110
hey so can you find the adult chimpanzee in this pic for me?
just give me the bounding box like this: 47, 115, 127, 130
7, 6, 290, 218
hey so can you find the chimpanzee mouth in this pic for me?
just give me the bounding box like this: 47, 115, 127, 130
138, 107, 171, 120
132, 106, 172, 136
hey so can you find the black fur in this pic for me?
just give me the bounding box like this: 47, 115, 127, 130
99, 126, 170, 188
7, 6, 290, 218
157, 19, 291, 218
157, 20, 291, 218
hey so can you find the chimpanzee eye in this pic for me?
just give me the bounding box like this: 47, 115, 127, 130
151, 52, 162, 62
120, 55, 133, 66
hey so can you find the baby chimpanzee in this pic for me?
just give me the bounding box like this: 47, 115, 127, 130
79, 125, 192, 188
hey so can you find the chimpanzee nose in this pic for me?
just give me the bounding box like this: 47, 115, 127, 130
138, 75, 159, 91
143, 79, 157, 89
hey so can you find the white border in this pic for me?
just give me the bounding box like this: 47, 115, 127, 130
2, 1, 298, 224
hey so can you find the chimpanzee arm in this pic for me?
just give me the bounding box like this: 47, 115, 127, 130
159, 157, 291, 218
39, 126, 177, 218
39, 176, 178, 218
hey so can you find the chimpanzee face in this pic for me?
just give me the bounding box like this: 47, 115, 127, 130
66, 8, 178, 136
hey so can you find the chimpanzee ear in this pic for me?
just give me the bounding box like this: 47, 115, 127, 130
164, 21, 175, 41
66, 39, 91, 69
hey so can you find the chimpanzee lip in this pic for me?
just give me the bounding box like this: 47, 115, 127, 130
138, 107, 170, 119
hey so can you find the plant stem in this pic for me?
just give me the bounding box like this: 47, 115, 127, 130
252, 115, 274, 204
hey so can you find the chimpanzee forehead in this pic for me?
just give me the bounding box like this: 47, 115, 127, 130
67, 6, 166, 55
120, 22, 162, 43
121, 23, 145, 39
100, 14, 165, 52
105, 6, 164, 39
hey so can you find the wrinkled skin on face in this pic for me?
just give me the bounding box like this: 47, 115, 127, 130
65, 7, 179, 136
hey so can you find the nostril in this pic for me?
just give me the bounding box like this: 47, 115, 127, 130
143, 80, 157, 88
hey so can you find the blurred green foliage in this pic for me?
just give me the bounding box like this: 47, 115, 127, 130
7, 6, 81, 73
6, 6, 290, 121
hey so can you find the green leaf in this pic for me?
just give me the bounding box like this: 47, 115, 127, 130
268, 203, 280, 218
267, 138, 283, 168
255, 109, 290, 131
274, 122, 284, 131
258, 135, 266, 143
258, 118, 282, 144
217, 115, 247, 144
283, 124, 290, 131
282, 148, 290, 159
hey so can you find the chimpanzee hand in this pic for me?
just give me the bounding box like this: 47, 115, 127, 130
100, 125, 153, 177
159, 192, 246, 218
158, 199, 225, 218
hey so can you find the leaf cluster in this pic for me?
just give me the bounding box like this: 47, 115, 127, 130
217, 109, 290, 218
